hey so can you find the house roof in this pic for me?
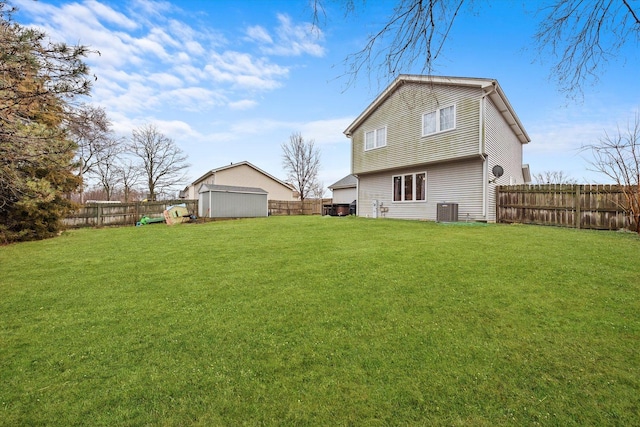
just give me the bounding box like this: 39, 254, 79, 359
328, 174, 357, 190
343, 74, 531, 144
199, 184, 268, 195
191, 161, 295, 190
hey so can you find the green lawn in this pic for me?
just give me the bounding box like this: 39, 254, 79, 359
1, 216, 638, 426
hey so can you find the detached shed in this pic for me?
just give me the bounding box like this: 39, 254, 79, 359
199, 184, 268, 218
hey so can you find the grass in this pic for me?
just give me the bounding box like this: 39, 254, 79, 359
1, 216, 639, 426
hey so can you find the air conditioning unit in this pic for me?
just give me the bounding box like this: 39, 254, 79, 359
437, 203, 458, 222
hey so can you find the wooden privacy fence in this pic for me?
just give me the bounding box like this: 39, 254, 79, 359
496, 184, 634, 230
65, 198, 328, 227
268, 199, 330, 216
63, 200, 198, 228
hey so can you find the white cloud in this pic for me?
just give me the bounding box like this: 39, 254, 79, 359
273, 14, 325, 57
85, 0, 138, 30
527, 107, 624, 155
229, 99, 258, 110
299, 117, 354, 145
522, 103, 640, 183
14, 0, 335, 186
132, 36, 171, 61
205, 52, 289, 90
155, 87, 225, 112
223, 117, 353, 145
248, 13, 325, 57
229, 118, 289, 135
15, 0, 307, 113
103, 81, 159, 114
147, 72, 184, 88
184, 40, 206, 57
14, 0, 329, 117
246, 25, 273, 44
153, 120, 203, 141
147, 27, 181, 50
95, 68, 145, 86
173, 64, 208, 84
130, 0, 174, 19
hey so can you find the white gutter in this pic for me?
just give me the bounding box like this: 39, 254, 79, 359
354, 174, 359, 216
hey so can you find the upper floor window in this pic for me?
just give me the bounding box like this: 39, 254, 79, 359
393, 172, 426, 202
365, 126, 387, 150
422, 105, 456, 136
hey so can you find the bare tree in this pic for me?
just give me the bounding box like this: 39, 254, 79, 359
116, 157, 142, 203
94, 158, 119, 201
341, 0, 465, 86
281, 132, 321, 202
533, 170, 577, 185
66, 105, 113, 177
129, 124, 189, 201
311, 0, 639, 96
583, 111, 640, 233
65, 105, 124, 201
92, 136, 127, 201
535, 0, 640, 97
310, 181, 326, 199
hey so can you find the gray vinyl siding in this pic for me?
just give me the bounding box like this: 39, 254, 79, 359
484, 97, 527, 221
199, 186, 268, 218
352, 82, 482, 175
357, 158, 484, 220
207, 192, 267, 218
199, 191, 210, 217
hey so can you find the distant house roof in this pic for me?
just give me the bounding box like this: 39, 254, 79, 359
329, 174, 357, 190
192, 161, 295, 191
199, 184, 268, 195
343, 74, 530, 144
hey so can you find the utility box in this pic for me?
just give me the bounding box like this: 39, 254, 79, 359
437, 203, 458, 222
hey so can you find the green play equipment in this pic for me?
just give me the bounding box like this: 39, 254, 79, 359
137, 215, 165, 225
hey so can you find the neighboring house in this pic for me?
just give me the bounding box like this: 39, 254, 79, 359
328, 174, 358, 204
181, 161, 297, 201
343, 75, 531, 222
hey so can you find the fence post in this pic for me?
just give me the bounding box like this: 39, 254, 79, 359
97, 204, 102, 226
575, 185, 581, 229
495, 186, 500, 223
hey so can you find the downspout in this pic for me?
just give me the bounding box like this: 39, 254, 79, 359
354, 174, 359, 217
479, 83, 497, 219
345, 132, 358, 216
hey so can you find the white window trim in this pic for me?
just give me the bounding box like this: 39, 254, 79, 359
364, 126, 387, 151
422, 104, 456, 137
392, 172, 427, 202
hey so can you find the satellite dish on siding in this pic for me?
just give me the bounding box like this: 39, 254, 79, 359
492, 165, 504, 178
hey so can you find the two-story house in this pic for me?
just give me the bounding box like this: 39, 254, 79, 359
344, 75, 531, 221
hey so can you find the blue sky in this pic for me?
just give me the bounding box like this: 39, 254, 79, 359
13, 0, 640, 191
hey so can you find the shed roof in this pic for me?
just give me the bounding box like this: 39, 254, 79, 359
343, 74, 530, 144
199, 184, 268, 195
328, 174, 357, 190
